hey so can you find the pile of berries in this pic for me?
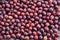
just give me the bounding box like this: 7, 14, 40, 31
0, 0, 60, 40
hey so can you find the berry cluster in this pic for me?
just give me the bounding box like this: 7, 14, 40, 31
0, 0, 60, 40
